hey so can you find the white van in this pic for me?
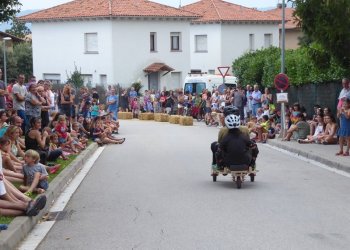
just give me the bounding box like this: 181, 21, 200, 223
183, 74, 238, 95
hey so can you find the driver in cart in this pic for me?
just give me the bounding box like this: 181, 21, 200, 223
210, 106, 259, 175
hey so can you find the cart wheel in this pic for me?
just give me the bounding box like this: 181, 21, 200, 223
236, 176, 242, 189
250, 174, 255, 182
213, 175, 217, 182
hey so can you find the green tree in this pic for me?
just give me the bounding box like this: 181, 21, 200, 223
293, 0, 350, 70
66, 65, 84, 89
0, 42, 32, 81
5, 17, 31, 39
0, 0, 21, 23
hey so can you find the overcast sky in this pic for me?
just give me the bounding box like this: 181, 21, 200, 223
19, 0, 282, 10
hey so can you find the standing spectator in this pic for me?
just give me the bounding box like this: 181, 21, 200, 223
0, 68, 8, 111
60, 84, 74, 121
44, 81, 55, 114
120, 89, 129, 112
79, 87, 91, 118
106, 88, 119, 120
245, 85, 253, 119
6, 79, 16, 110
105, 85, 112, 101
233, 87, 245, 121
129, 87, 138, 110
338, 78, 350, 110
251, 84, 262, 117
25, 84, 43, 132
336, 98, 350, 156
12, 74, 27, 133
37, 85, 51, 128
261, 87, 273, 107
91, 87, 99, 103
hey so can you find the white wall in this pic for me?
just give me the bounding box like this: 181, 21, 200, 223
221, 23, 279, 68
190, 23, 222, 73
32, 20, 114, 86
112, 18, 191, 90
189, 22, 279, 75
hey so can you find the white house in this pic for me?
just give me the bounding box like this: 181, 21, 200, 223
182, 0, 280, 74
21, 0, 280, 90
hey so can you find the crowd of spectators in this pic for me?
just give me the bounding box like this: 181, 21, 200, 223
0, 72, 125, 218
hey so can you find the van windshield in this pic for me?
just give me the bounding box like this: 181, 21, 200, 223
184, 82, 206, 95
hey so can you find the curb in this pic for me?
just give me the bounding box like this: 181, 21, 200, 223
267, 140, 350, 174
0, 143, 99, 250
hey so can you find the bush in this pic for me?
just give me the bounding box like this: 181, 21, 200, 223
232, 47, 346, 87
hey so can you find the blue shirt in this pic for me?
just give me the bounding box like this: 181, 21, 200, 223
129, 90, 137, 98
107, 95, 118, 111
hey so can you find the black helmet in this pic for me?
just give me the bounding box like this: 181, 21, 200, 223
223, 105, 239, 117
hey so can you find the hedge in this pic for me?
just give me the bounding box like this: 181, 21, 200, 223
232, 47, 347, 87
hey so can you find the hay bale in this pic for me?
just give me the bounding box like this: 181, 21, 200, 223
154, 113, 169, 122
169, 115, 180, 124
139, 112, 154, 120
118, 112, 133, 120
179, 116, 193, 126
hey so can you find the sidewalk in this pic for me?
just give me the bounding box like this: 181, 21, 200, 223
267, 139, 350, 173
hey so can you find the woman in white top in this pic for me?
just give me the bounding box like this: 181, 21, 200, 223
298, 114, 325, 143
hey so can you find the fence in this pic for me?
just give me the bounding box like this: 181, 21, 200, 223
272, 81, 343, 117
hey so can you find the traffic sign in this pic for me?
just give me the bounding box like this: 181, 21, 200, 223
217, 66, 230, 78
274, 73, 289, 91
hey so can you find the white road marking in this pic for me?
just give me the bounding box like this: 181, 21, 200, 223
18, 146, 105, 250
264, 144, 350, 178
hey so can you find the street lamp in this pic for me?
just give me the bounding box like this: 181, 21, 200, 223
3, 37, 12, 87
280, 0, 286, 138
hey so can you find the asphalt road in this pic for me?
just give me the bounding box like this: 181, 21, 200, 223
37, 120, 350, 250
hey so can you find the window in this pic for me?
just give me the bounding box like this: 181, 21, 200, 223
195, 35, 208, 52
150, 32, 157, 52
84, 33, 98, 53
43, 74, 61, 85
82, 74, 93, 86
171, 72, 182, 88
208, 69, 215, 75
249, 34, 255, 51
100, 74, 107, 85
264, 34, 272, 48
170, 32, 181, 51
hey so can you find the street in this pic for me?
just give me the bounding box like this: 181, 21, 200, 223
35, 120, 350, 250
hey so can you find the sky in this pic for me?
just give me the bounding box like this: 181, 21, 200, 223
19, 0, 282, 10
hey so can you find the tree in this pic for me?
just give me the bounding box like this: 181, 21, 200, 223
66, 65, 84, 89
5, 18, 31, 39
0, 42, 32, 81
293, 0, 350, 70
0, 0, 21, 23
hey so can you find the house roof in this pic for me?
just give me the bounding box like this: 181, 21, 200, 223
20, 0, 199, 22
182, 0, 281, 23
143, 63, 174, 73
265, 7, 299, 29
0, 31, 26, 43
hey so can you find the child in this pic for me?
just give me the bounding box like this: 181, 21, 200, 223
49, 134, 69, 160
131, 97, 140, 118
336, 98, 350, 156
20, 150, 49, 195
93, 120, 125, 145
90, 100, 99, 118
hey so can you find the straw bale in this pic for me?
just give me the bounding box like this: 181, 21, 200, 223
118, 112, 133, 120
169, 115, 180, 124
139, 112, 154, 120
179, 116, 193, 126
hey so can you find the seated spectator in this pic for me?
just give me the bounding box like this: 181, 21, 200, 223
0, 110, 9, 137
26, 117, 64, 164
318, 114, 338, 145
283, 114, 310, 141
92, 119, 125, 145
0, 163, 47, 216
255, 115, 270, 143
19, 150, 48, 195
4, 125, 25, 159
298, 114, 325, 144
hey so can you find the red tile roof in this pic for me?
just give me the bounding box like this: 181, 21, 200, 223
265, 7, 299, 29
20, 0, 199, 22
182, 0, 281, 23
